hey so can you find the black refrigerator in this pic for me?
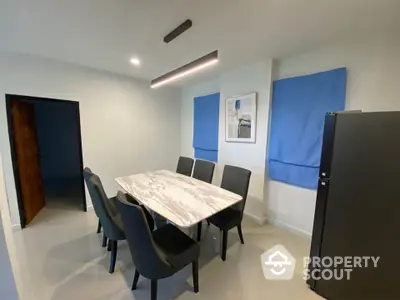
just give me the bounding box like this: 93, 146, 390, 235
308, 111, 400, 300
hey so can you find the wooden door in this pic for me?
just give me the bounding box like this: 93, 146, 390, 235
10, 99, 45, 225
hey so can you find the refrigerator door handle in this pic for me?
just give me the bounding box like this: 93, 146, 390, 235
307, 178, 330, 289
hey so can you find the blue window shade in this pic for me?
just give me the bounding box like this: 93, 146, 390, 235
193, 93, 220, 162
194, 148, 218, 162
268, 68, 347, 189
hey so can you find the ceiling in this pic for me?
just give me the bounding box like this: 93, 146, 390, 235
1, 0, 399, 86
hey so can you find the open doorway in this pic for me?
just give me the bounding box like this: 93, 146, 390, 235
6, 95, 86, 228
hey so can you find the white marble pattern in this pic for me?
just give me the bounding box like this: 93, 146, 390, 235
115, 170, 243, 227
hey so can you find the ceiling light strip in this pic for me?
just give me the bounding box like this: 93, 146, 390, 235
151, 50, 218, 88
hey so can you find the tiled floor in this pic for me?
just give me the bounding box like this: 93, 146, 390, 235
8, 207, 322, 300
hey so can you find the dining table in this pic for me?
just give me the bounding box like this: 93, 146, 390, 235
115, 169, 242, 228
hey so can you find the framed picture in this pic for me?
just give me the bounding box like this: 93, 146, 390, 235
225, 92, 257, 143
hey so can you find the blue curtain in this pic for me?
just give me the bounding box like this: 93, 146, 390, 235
193, 93, 220, 162
268, 68, 347, 189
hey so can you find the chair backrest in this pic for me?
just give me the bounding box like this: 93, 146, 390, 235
83, 168, 98, 216
192, 159, 215, 183
221, 165, 251, 218
116, 192, 171, 279
176, 156, 194, 176
83, 169, 124, 240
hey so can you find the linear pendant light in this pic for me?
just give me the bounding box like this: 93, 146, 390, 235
151, 50, 218, 88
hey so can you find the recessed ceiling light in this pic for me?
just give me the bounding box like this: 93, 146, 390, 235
130, 57, 140, 66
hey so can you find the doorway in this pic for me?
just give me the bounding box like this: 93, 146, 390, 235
6, 95, 86, 228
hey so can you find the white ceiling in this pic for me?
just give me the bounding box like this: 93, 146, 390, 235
1, 0, 399, 86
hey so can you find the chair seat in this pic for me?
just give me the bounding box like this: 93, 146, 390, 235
209, 207, 242, 231
152, 224, 200, 271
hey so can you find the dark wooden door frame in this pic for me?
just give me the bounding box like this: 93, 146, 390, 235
5, 94, 87, 228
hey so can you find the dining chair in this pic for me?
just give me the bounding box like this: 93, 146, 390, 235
83, 168, 103, 235
207, 165, 251, 261
116, 192, 200, 300
83, 168, 155, 273
176, 156, 194, 176
191, 159, 215, 241
192, 159, 215, 183
83, 167, 155, 240
83, 171, 126, 273
83, 168, 108, 247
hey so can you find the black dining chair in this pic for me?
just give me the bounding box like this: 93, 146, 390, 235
83, 169, 155, 273
191, 159, 215, 241
207, 165, 251, 261
83, 170, 126, 273
83, 168, 109, 247
192, 159, 215, 183
176, 156, 194, 176
116, 192, 200, 300
83, 168, 103, 235
84, 168, 155, 248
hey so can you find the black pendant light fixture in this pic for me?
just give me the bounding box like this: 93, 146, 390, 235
164, 19, 193, 43
151, 50, 218, 88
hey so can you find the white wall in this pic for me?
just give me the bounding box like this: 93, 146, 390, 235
0, 52, 181, 227
181, 61, 272, 223
266, 39, 400, 235
182, 39, 400, 235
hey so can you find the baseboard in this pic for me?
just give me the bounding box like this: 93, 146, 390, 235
86, 205, 94, 212
11, 223, 21, 231
268, 218, 312, 239
244, 211, 267, 225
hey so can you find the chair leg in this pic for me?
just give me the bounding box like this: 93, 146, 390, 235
107, 239, 112, 251
109, 240, 118, 274
220, 230, 228, 261
97, 220, 102, 233
206, 219, 210, 226
237, 224, 244, 244
151, 280, 158, 300
131, 269, 140, 290
102, 234, 108, 248
192, 260, 199, 293
197, 222, 202, 242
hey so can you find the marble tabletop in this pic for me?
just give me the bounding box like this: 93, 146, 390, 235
115, 169, 242, 227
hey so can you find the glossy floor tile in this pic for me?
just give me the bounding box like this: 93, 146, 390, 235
9, 207, 323, 300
